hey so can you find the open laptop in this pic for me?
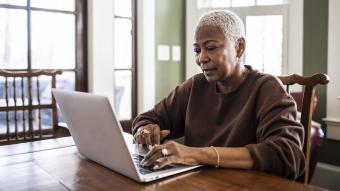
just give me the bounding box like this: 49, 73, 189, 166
52, 89, 201, 182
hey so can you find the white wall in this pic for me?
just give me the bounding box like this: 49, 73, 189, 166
287, 0, 303, 76
87, 0, 115, 106
324, 0, 340, 140
137, 0, 156, 114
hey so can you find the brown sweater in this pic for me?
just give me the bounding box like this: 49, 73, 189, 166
132, 66, 305, 179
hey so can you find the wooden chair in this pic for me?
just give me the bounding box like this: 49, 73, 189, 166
0, 70, 70, 145
277, 73, 329, 184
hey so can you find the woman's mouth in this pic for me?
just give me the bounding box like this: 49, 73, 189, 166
203, 68, 217, 75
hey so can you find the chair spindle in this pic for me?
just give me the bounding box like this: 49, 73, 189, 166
21, 77, 26, 140
5, 77, 10, 140
36, 77, 42, 138
52, 75, 58, 131
13, 77, 18, 140
28, 76, 33, 139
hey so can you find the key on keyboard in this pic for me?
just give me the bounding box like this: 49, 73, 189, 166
132, 154, 175, 175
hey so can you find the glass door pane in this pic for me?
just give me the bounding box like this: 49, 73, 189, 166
211, 0, 231, 8
114, 0, 132, 17
197, 0, 211, 8
56, 71, 75, 91
0, 0, 26, 6
31, 0, 75, 11
31, 11, 75, 69
56, 71, 75, 124
0, 8, 27, 69
231, 0, 255, 7
114, 70, 132, 120
114, 18, 132, 69
245, 15, 283, 75
257, 0, 284, 6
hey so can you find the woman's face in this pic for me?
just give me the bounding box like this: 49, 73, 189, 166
193, 25, 243, 82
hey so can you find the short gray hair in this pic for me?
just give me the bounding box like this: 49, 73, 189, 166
195, 10, 245, 41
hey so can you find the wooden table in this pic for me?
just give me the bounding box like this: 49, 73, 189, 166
0, 134, 327, 191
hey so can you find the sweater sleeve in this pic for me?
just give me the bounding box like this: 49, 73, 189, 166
245, 76, 305, 180
132, 77, 194, 139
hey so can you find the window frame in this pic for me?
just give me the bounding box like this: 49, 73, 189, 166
113, 0, 137, 127
0, 0, 88, 92
196, 4, 289, 75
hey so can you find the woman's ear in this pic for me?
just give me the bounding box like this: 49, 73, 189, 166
236, 38, 245, 58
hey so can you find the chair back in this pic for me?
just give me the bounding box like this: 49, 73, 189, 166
0, 70, 68, 145
277, 73, 329, 184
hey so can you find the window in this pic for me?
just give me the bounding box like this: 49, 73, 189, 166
196, 0, 288, 75
246, 15, 283, 75
197, 0, 284, 8
0, 0, 87, 127
113, 0, 136, 120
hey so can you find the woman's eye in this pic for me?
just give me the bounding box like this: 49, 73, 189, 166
194, 48, 200, 55
207, 46, 217, 51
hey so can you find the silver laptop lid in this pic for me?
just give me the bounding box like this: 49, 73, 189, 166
52, 89, 140, 181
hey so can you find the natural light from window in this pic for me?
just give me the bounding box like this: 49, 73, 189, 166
196, 0, 286, 75
114, 0, 134, 120
246, 15, 283, 75
31, 12, 75, 69
197, 0, 284, 8
0, 8, 27, 69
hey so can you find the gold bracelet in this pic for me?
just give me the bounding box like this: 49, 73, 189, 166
210, 146, 220, 168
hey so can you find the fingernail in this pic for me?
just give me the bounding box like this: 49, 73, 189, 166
148, 145, 153, 150
142, 161, 148, 166
153, 165, 159, 170
140, 159, 145, 164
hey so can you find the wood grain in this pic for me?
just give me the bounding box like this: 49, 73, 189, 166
0, 136, 327, 191
278, 73, 329, 183
0, 162, 69, 191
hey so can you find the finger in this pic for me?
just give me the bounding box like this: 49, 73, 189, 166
143, 144, 161, 161
149, 125, 154, 145
153, 125, 160, 145
160, 130, 170, 141
154, 156, 176, 170
137, 134, 146, 145
142, 146, 164, 166
143, 151, 163, 166
144, 132, 152, 147
133, 134, 137, 144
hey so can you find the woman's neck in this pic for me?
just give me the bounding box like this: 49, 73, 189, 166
216, 65, 247, 93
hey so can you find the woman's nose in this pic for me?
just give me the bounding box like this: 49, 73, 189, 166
199, 50, 209, 64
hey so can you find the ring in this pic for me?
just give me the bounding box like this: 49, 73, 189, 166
161, 148, 168, 157
140, 129, 150, 135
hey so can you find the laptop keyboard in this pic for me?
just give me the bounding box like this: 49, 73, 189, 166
132, 154, 175, 175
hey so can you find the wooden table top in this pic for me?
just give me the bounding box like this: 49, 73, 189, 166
0, 134, 327, 191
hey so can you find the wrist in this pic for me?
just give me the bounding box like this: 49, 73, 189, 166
193, 147, 212, 165
187, 147, 202, 164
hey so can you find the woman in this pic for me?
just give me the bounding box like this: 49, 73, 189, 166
132, 10, 305, 179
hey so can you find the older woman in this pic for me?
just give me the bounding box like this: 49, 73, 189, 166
132, 10, 305, 179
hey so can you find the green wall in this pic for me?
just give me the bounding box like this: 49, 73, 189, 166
304, 0, 340, 166
303, 0, 328, 124
155, 0, 185, 102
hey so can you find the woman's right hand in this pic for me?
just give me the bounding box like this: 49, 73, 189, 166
133, 124, 170, 147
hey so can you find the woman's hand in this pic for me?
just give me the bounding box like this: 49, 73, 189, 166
141, 141, 200, 170
133, 124, 170, 147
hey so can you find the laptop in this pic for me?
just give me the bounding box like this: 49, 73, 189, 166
52, 89, 201, 182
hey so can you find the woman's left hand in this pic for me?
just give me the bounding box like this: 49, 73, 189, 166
140, 141, 200, 170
